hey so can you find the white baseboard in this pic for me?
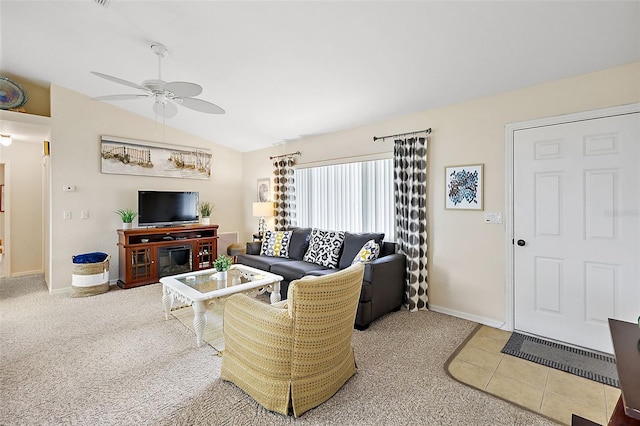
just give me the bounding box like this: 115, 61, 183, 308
429, 304, 507, 330
50, 287, 72, 296
11, 269, 44, 277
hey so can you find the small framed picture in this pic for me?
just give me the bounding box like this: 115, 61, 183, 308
257, 178, 271, 202
445, 164, 483, 210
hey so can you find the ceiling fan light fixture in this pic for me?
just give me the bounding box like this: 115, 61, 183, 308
142, 79, 166, 92
91, 41, 225, 119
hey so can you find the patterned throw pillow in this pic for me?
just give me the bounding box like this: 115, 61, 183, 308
351, 239, 380, 265
303, 229, 345, 268
260, 230, 293, 258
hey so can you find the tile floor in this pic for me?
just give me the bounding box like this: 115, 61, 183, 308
447, 325, 620, 426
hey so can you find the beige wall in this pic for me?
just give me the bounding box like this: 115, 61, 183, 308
48, 84, 243, 293
0, 141, 44, 275
242, 62, 640, 325
13, 61, 640, 311
0, 163, 4, 277
0, 71, 51, 117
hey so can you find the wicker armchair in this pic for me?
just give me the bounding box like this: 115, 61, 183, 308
221, 263, 364, 417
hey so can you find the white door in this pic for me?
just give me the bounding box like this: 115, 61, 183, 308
514, 112, 639, 354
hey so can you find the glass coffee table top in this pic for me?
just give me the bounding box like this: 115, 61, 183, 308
161, 264, 283, 303
175, 267, 270, 294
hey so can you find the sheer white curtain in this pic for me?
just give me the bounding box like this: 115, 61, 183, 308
295, 159, 394, 240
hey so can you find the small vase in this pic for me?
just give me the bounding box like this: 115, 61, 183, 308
201, 217, 210, 225
216, 270, 227, 281
122, 222, 133, 230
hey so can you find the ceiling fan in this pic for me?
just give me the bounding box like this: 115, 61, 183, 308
91, 42, 225, 119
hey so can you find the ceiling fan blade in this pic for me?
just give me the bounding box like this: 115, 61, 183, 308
178, 97, 225, 114
94, 94, 150, 101
90, 71, 147, 91
164, 81, 202, 97
153, 101, 178, 119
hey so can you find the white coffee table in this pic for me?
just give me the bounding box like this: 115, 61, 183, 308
161, 264, 283, 347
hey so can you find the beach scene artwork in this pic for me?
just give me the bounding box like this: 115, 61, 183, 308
101, 136, 211, 180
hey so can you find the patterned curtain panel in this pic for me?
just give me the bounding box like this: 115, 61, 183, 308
273, 157, 297, 231
394, 137, 428, 311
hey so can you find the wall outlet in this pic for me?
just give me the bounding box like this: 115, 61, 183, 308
63, 211, 71, 220
80, 210, 89, 219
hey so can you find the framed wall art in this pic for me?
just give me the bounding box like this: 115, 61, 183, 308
100, 135, 212, 179
257, 178, 271, 202
445, 164, 484, 210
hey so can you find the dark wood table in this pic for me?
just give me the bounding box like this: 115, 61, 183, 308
607, 319, 640, 426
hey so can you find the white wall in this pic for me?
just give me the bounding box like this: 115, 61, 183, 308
242, 62, 640, 325
0, 163, 4, 277
49, 84, 244, 293
0, 141, 44, 276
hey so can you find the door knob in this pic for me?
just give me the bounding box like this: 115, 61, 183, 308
517, 239, 526, 246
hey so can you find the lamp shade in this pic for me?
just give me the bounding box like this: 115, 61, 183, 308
252, 202, 273, 217
0, 134, 12, 146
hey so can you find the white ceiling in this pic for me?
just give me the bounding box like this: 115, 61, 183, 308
1, 1, 639, 152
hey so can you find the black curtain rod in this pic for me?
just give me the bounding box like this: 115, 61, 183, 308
373, 128, 431, 142
269, 151, 301, 160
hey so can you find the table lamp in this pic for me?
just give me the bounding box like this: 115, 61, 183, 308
252, 202, 273, 238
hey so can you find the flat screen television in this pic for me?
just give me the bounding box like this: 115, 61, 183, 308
138, 191, 199, 227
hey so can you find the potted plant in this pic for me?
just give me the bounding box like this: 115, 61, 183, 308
213, 254, 232, 281
199, 201, 213, 225
115, 208, 137, 229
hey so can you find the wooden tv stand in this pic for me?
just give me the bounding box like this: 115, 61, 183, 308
116, 224, 218, 289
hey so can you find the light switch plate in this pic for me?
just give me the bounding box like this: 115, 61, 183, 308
484, 212, 502, 224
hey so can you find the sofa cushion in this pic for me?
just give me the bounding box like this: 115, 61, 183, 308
270, 260, 330, 282
305, 269, 338, 277
351, 239, 381, 265
260, 230, 292, 258
338, 232, 385, 269
236, 254, 295, 271
287, 227, 312, 260
303, 229, 345, 269
380, 241, 396, 257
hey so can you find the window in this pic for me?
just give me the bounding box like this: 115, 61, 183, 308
295, 158, 394, 240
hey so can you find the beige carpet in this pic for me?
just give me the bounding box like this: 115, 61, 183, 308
171, 302, 225, 352
0, 274, 558, 425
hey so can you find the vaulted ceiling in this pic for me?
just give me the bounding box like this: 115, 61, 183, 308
1, 1, 639, 152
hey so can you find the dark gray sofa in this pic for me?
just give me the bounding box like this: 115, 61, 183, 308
237, 227, 406, 329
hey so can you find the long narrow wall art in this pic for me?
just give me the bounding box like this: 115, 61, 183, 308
100, 135, 212, 179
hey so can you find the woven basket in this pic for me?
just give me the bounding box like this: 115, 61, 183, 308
71, 254, 110, 298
